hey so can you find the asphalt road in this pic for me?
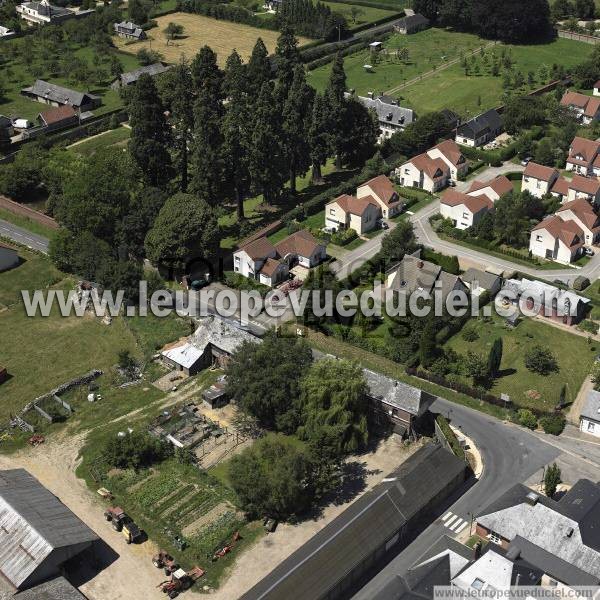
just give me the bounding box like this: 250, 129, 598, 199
352, 397, 560, 598
0, 218, 50, 253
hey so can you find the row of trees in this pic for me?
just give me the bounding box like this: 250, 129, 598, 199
278, 0, 348, 40
551, 0, 597, 20
226, 335, 371, 519
413, 0, 553, 43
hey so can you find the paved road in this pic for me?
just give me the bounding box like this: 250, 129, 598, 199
0, 218, 50, 253
352, 399, 567, 598
331, 162, 600, 285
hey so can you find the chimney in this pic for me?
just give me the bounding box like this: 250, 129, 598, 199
525, 491, 539, 506
417, 261, 424, 269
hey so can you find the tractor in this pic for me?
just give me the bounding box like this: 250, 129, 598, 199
157, 567, 205, 598
153, 550, 179, 575
103, 507, 143, 544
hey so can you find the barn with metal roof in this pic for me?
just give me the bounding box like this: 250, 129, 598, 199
0, 469, 98, 591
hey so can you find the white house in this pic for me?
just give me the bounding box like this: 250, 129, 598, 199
521, 162, 559, 198
529, 215, 584, 264
566, 136, 600, 177
426, 139, 468, 181
580, 389, 600, 438
466, 175, 513, 202
440, 189, 493, 230
560, 91, 600, 125
274, 229, 326, 269
555, 198, 600, 246
113, 20, 146, 40
356, 174, 403, 218
354, 93, 414, 141
594, 80, 600, 97
233, 236, 279, 281
16, 0, 92, 24
325, 193, 380, 235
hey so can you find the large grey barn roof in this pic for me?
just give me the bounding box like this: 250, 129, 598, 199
8, 576, 85, 599
191, 315, 260, 356
118, 63, 171, 86
357, 95, 414, 128
241, 444, 466, 600
0, 469, 98, 588
21, 80, 99, 108
456, 109, 502, 140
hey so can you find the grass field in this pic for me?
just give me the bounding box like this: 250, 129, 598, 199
116, 13, 310, 65
69, 126, 131, 157
323, 1, 401, 28
308, 28, 484, 96
0, 44, 142, 121
444, 314, 595, 411
309, 32, 594, 117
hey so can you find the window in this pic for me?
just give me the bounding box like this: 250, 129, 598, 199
588, 421, 595, 432
404, 168, 410, 174
329, 208, 335, 215
234, 256, 240, 264
489, 531, 502, 544
536, 235, 542, 242
471, 578, 485, 591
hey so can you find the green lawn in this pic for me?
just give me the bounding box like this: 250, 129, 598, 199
444, 314, 595, 411
396, 37, 594, 117
69, 126, 131, 157
0, 40, 141, 120
581, 280, 600, 320
308, 28, 484, 95
323, 1, 401, 28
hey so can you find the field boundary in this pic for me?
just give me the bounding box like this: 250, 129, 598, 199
0, 196, 58, 230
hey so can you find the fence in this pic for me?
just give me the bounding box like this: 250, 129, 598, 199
54, 394, 73, 414
558, 30, 600, 44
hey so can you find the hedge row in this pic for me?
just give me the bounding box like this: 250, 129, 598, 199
459, 126, 544, 165
325, 0, 408, 11
435, 415, 465, 460
177, 0, 279, 32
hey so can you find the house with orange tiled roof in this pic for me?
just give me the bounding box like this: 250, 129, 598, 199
426, 139, 469, 180
521, 162, 559, 198
560, 91, 600, 125
356, 174, 403, 218
440, 189, 494, 230
550, 174, 600, 205
566, 136, 600, 177
233, 229, 326, 287
529, 215, 585, 264
555, 198, 600, 246
467, 175, 513, 202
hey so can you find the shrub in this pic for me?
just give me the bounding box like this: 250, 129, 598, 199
103, 431, 172, 470
517, 408, 537, 430
223, 271, 269, 295
573, 275, 591, 291
331, 228, 358, 246
539, 413, 566, 436
462, 327, 479, 342
435, 415, 465, 459
578, 320, 599, 335
524, 345, 559, 375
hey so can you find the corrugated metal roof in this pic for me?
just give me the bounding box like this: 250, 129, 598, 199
0, 470, 98, 588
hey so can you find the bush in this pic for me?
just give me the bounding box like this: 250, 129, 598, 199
103, 431, 173, 470
331, 228, 358, 246
539, 413, 566, 436
223, 271, 269, 295
462, 327, 479, 342
578, 320, 599, 335
524, 345, 559, 375
435, 415, 465, 459
517, 408, 538, 430
573, 275, 591, 291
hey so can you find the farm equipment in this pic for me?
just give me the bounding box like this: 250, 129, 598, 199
28, 434, 45, 447
153, 550, 179, 575
157, 566, 205, 598
211, 531, 241, 562
97, 487, 114, 500
103, 507, 143, 544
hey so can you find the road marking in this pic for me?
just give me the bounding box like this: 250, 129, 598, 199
444, 515, 459, 527
441, 512, 468, 534
441, 512, 453, 521
455, 521, 469, 533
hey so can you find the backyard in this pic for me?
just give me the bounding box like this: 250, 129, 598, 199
116, 13, 310, 65
68, 125, 131, 157
323, 1, 402, 28
444, 314, 596, 412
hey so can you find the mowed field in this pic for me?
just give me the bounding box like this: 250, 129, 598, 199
322, 1, 401, 28
116, 13, 310, 64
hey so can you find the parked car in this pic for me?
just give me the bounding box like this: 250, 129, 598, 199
379, 220, 389, 230
520, 156, 532, 166
448, 180, 456, 187
585, 248, 595, 257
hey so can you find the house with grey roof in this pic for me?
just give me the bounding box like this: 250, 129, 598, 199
0, 469, 98, 592
111, 62, 171, 89
363, 368, 435, 437
579, 388, 600, 438
113, 20, 145, 40
394, 9, 430, 34
16, 0, 93, 24
21, 80, 100, 112
460, 268, 501, 297
241, 444, 467, 600
455, 108, 503, 148
355, 93, 415, 141
475, 479, 600, 587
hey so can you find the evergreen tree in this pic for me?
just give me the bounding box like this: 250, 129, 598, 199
128, 73, 172, 188
190, 45, 223, 98
544, 463, 561, 497
282, 65, 314, 193
274, 25, 301, 94
248, 82, 288, 205
339, 98, 378, 167
247, 38, 272, 98
487, 337, 503, 379
161, 59, 194, 191
325, 53, 347, 169
223, 49, 247, 100
420, 320, 438, 368
308, 93, 331, 184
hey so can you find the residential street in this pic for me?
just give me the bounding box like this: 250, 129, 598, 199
332, 161, 600, 285
0, 218, 50, 253
353, 397, 600, 599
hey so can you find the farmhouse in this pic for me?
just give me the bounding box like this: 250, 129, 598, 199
566, 136, 600, 177
393, 9, 430, 34
529, 215, 584, 264
21, 80, 100, 111
111, 62, 171, 89
16, 0, 92, 24
37, 104, 79, 131
0, 244, 19, 273
0, 469, 98, 592
354, 93, 414, 140
233, 229, 326, 287
241, 443, 467, 600
162, 315, 259, 373
560, 90, 600, 125
113, 20, 146, 40
440, 189, 493, 230
455, 108, 503, 147
580, 389, 600, 438
363, 369, 435, 437
521, 162, 559, 198
396, 139, 467, 192
475, 480, 600, 586
501, 277, 589, 325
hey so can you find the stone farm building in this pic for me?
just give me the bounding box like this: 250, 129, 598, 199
21, 80, 100, 112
